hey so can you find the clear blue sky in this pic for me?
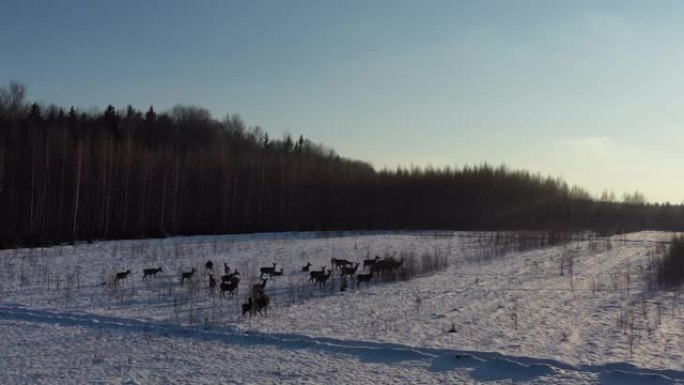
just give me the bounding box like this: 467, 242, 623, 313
3, 0, 684, 203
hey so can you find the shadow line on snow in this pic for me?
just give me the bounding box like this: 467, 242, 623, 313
0, 305, 681, 384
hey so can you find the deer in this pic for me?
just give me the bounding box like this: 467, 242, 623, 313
331, 258, 353, 269
372, 259, 392, 275
254, 293, 270, 316
363, 255, 380, 269
252, 278, 268, 294
220, 277, 240, 297
309, 266, 327, 284
260, 262, 278, 278
391, 258, 404, 270
241, 297, 254, 317
373, 258, 402, 275
356, 272, 373, 286
302, 262, 312, 272
224, 263, 230, 275
142, 267, 162, 279
208, 274, 216, 294
270, 268, 284, 277
205, 260, 214, 271
115, 270, 131, 283
314, 271, 331, 288
221, 270, 240, 282
341, 263, 360, 276
181, 268, 196, 284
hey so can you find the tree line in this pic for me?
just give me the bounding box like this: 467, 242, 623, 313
1, 81, 683, 248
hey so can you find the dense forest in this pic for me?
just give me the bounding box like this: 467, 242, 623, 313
1, 81, 684, 248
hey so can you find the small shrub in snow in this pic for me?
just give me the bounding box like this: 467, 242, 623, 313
658, 235, 684, 289
511, 297, 519, 330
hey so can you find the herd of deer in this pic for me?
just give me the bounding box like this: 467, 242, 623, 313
305, 255, 404, 287
112, 260, 268, 316
111, 255, 405, 318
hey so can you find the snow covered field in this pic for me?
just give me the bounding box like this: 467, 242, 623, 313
0, 231, 682, 384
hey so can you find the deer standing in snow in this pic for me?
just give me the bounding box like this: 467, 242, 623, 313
181, 268, 196, 284
142, 267, 162, 279
115, 270, 131, 284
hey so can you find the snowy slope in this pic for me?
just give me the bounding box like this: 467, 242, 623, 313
0, 231, 682, 384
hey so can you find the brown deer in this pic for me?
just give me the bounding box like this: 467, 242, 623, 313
241, 297, 254, 317
208, 274, 216, 294
221, 271, 240, 282
302, 262, 312, 272
115, 270, 131, 284
314, 271, 331, 288
260, 263, 278, 278
331, 258, 353, 269
341, 263, 360, 276
309, 266, 327, 283
205, 260, 214, 271
363, 255, 380, 269
254, 293, 270, 316
252, 278, 268, 294
356, 272, 373, 286
390, 258, 404, 270
270, 268, 284, 277
142, 267, 162, 279
220, 277, 240, 297
181, 268, 196, 284
371, 259, 393, 275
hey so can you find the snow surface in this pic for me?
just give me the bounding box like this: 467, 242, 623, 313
0, 230, 682, 384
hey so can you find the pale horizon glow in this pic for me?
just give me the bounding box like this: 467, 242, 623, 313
2, 1, 684, 203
